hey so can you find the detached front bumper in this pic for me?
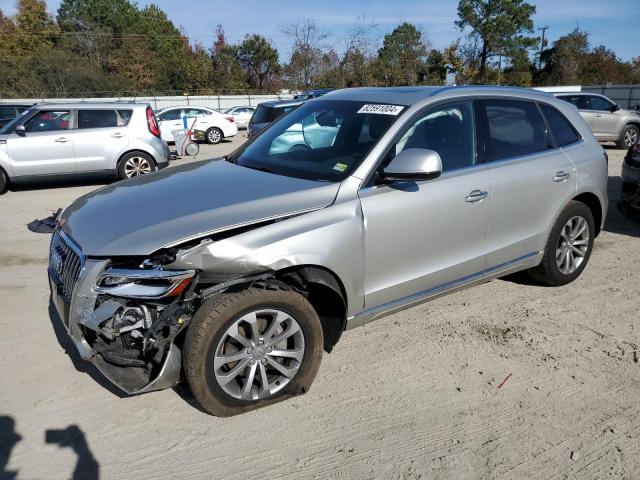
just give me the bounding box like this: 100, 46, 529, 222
48, 241, 183, 395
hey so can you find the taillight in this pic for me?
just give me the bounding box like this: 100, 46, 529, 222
225, 116, 235, 123
146, 106, 160, 137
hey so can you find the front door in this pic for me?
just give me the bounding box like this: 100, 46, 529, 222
157, 108, 184, 142
359, 101, 491, 310
586, 95, 621, 139
6, 109, 75, 176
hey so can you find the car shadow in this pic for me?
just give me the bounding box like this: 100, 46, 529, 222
47, 300, 127, 398
1, 416, 99, 480
604, 175, 640, 238
8, 176, 111, 193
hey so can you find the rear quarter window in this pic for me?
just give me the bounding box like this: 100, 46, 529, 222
117, 109, 133, 126
539, 104, 581, 147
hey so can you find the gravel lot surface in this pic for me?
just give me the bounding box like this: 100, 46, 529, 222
1, 139, 639, 480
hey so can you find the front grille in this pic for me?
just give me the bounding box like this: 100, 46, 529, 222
49, 229, 84, 301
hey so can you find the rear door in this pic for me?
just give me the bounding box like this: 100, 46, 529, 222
5, 109, 75, 176
479, 99, 576, 269
73, 109, 129, 172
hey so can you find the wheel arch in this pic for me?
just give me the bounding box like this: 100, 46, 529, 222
116, 149, 157, 171
275, 265, 348, 353
572, 191, 603, 236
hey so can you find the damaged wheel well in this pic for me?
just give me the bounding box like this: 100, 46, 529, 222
275, 266, 347, 353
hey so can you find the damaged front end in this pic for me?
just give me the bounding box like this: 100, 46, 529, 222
49, 230, 204, 394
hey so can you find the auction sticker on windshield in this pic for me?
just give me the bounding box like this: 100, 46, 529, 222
357, 104, 404, 115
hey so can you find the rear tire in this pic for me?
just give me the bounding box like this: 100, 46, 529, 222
618, 125, 639, 149
205, 127, 223, 145
528, 201, 595, 286
117, 152, 156, 180
0, 168, 8, 194
183, 287, 324, 416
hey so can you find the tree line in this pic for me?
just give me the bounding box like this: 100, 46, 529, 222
0, 0, 638, 98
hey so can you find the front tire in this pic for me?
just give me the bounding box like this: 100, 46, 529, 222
183, 287, 324, 416
117, 152, 156, 180
618, 125, 639, 149
205, 127, 223, 145
528, 201, 595, 286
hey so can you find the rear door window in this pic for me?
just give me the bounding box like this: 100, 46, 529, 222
77, 110, 118, 129
481, 99, 548, 162
539, 104, 581, 147
558, 95, 589, 110
0, 107, 16, 118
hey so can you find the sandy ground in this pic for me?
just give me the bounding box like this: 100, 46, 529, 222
1, 139, 639, 480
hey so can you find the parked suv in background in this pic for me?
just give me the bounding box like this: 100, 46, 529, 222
555, 92, 640, 148
247, 99, 304, 138
49, 87, 607, 416
0, 103, 170, 192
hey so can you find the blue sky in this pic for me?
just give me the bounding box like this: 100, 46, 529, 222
1, 0, 638, 61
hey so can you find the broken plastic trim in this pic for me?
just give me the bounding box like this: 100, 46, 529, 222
94, 268, 196, 299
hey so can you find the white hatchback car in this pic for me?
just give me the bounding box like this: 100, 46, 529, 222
156, 106, 238, 144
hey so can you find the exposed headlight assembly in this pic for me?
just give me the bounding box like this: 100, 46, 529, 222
94, 268, 196, 299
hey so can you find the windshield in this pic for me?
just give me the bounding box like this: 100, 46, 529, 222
0, 108, 32, 134
229, 99, 406, 182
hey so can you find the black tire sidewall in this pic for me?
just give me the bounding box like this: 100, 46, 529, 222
185, 289, 324, 416
0, 168, 7, 194
206, 128, 222, 144
117, 152, 156, 180
544, 202, 595, 285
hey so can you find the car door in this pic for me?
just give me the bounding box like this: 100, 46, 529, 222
184, 108, 211, 133
5, 109, 75, 176
73, 109, 130, 172
587, 95, 621, 140
157, 108, 183, 142
359, 100, 491, 310
478, 99, 576, 269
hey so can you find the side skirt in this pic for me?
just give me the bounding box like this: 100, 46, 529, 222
346, 251, 542, 330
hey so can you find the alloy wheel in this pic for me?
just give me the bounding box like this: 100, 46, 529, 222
208, 129, 221, 143
556, 215, 590, 275
624, 128, 638, 148
214, 309, 305, 401
124, 156, 152, 177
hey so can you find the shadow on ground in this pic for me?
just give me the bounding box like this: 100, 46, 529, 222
1, 416, 99, 480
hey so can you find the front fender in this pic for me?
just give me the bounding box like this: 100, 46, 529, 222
167, 199, 365, 317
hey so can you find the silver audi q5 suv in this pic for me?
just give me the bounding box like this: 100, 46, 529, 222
49, 86, 608, 416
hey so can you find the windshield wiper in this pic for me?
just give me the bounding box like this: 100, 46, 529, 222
243, 164, 278, 175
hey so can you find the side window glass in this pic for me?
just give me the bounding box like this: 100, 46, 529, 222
185, 108, 207, 117
24, 111, 70, 133
540, 104, 580, 147
560, 95, 589, 110
78, 110, 118, 129
483, 100, 547, 161
395, 101, 475, 172
589, 96, 614, 111
159, 109, 181, 121
0, 107, 16, 117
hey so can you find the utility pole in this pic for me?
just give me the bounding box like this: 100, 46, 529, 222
538, 26, 549, 71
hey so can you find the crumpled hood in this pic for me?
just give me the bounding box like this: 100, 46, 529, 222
61, 159, 339, 256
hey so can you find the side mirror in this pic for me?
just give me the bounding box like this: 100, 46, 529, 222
611, 104, 621, 112
15, 124, 26, 136
382, 148, 443, 182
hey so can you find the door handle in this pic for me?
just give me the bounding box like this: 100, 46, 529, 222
465, 190, 488, 203
553, 171, 570, 182
55, 137, 69, 143
111, 133, 125, 138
